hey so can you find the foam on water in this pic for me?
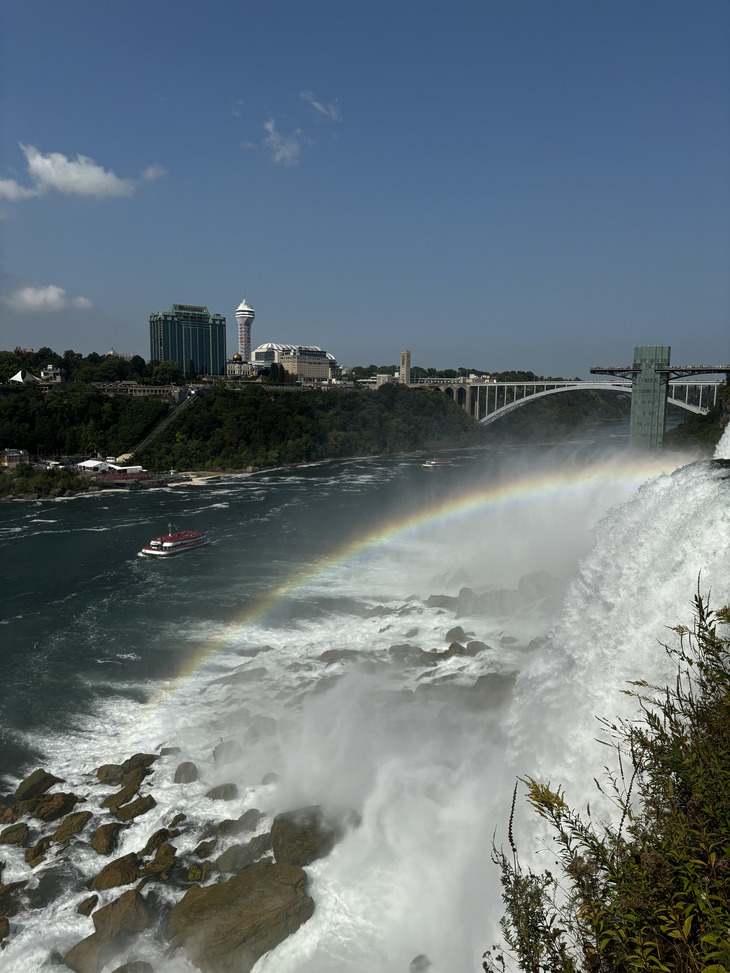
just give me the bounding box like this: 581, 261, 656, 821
1, 449, 727, 972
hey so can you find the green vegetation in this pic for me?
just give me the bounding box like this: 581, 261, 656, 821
481, 390, 631, 443
135, 383, 484, 470
0, 346, 185, 386
0, 384, 169, 457
485, 591, 730, 973
0, 464, 97, 499
665, 385, 730, 453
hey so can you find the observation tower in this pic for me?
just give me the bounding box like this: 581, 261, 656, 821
235, 298, 255, 361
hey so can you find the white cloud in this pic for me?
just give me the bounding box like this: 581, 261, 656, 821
141, 164, 167, 181
0, 144, 167, 200
300, 89, 341, 122
3, 284, 93, 313
22, 144, 136, 197
263, 119, 303, 166
0, 176, 40, 201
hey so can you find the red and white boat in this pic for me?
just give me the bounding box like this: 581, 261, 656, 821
139, 526, 207, 557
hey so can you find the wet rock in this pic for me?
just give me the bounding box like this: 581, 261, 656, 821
271, 805, 359, 868
78, 894, 99, 916
213, 740, 243, 767
140, 827, 178, 857
0, 880, 27, 917
388, 643, 430, 665
168, 860, 314, 973
195, 839, 217, 858
174, 761, 198, 783
465, 639, 491, 654
25, 835, 53, 867
248, 833, 272, 859
187, 860, 215, 883
160, 746, 181, 756
96, 754, 157, 787
90, 852, 141, 891
0, 822, 28, 847
65, 889, 151, 973
111, 963, 153, 973
33, 790, 82, 821
102, 767, 147, 813
426, 593, 459, 611
216, 843, 254, 874
410, 954, 433, 971
239, 808, 263, 832
137, 842, 176, 881
170, 812, 186, 827
500, 635, 518, 645
14, 768, 63, 802
0, 796, 19, 824
52, 810, 93, 845
93, 822, 125, 856
0, 914, 8, 943
444, 625, 467, 642
244, 716, 277, 742
319, 648, 364, 664
262, 773, 279, 786
206, 783, 238, 802
114, 795, 156, 823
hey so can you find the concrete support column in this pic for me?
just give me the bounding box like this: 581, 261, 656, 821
629, 345, 671, 449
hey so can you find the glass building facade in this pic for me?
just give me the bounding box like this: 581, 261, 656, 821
149, 304, 227, 377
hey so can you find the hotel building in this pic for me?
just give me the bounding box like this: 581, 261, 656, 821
149, 304, 226, 377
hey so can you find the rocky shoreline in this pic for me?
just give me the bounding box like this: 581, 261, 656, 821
0, 752, 358, 973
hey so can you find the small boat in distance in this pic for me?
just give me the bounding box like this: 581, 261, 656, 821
139, 525, 208, 557
422, 457, 453, 468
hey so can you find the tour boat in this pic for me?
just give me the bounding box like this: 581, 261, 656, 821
422, 457, 453, 468
139, 526, 208, 557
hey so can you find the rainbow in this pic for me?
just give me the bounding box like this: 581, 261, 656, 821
141, 451, 677, 722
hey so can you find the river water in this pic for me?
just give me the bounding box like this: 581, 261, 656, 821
1, 431, 728, 972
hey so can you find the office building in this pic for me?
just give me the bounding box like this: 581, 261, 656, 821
149, 304, 226, 377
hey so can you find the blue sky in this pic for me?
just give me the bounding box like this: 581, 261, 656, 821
0, 0, 728, 377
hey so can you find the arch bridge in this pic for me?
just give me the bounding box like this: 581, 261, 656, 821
413, 346, 727, 449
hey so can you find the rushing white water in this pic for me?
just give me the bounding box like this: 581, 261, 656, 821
1, 447, 728, 973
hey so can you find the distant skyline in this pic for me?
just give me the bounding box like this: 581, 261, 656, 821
1, 0, 728, 378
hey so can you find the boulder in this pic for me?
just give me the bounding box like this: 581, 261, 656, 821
0, 914, 8, 943
111, 963, 153, 973
140, 826, 179, 857
33, 791, 82, 821
114, 795, 156, 823
90, 853, 141, 891
0, 822, 28, 847
195, 839, 217, 859
78, 894, 99, 916
465, 639, 491, 654
271, 805, 358, 867
187, 860, 215, 883
0, 880, 27, 918
51, 810, 93, 845
14, 768, 63, 802
213, 740, 242, 767
92, 822, 125, 856
168, 860, 314, 973
244, 716, 277, 743
174, 761, 198, 784
65, 889, 151, 973
215, 843, 254, 874
102, 767, 147, 813
205, 784, 238, 802
0, 796, 19, 824
444, 625, 467, 642
25, 835, 53, 867
160, 746, 181, 756
137, 842, 176, 880
96, 754, 157, 787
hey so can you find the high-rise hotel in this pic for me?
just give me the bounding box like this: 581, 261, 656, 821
149, 303, 227, 377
